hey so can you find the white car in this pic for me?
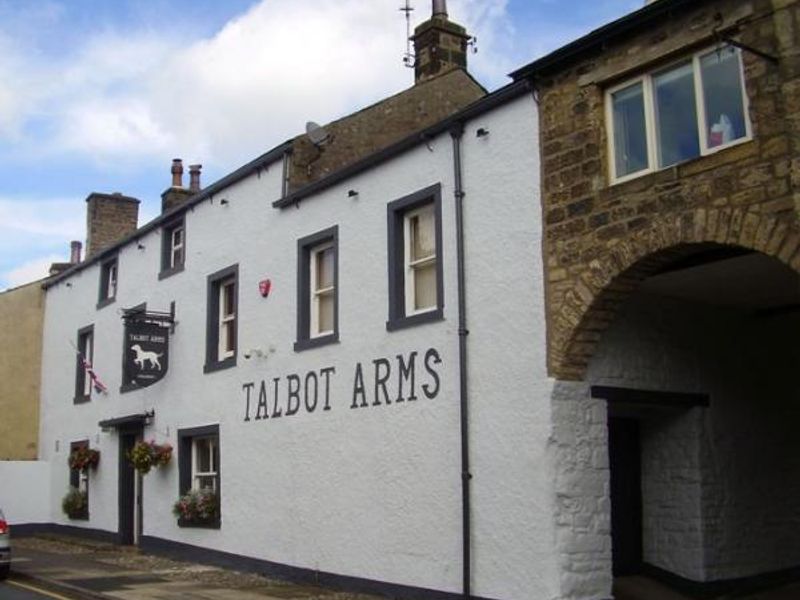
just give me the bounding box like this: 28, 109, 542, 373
0, 508, 9, 579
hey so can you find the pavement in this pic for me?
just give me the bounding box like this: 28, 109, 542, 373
9, 535, 800, 600
9, 534, 382, 600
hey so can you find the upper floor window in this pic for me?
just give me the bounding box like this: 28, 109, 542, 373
295, 226, 338, 352
387, 184, 443, 331
607, 45, 750, 183
160, 219, 185, 279
204, 264, 238, 373
98, 257, 118, 308
74, 325, 94, 403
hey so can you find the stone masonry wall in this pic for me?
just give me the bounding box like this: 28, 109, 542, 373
0, 280, 44, 460
550, 380, 612, 600
85, 192, 140, 258
534, 0, 800, 380
287, 68, 484, 192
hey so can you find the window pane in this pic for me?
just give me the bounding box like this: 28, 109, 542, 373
195, 475, 216, 491
414, 263, 437, 310
318, 292, 334, 333
411, 207, 435, 261
316, 246, 334, 290
701, 47, 747, 148
172, 247, 183, 267
654, 62, 700, 167
222, 282, 234, 317
611, 82, 648, 177
223, 321, 235, 352
196, 439, 212, 472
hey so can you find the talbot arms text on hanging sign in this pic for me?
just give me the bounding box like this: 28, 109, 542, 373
241, 347, 442, 422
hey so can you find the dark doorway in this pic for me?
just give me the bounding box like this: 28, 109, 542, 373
608, 416, 643, 576
118, 428, 142, 545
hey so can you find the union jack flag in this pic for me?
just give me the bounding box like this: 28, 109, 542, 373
80, 354, 108, 394
70, 340, 107, 395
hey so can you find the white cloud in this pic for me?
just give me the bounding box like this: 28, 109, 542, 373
0, 197, 84, 238
3, 254, 63, 290
0, 0, 515, 169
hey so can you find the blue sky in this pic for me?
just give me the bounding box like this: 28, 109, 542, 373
0, 0, 639, 289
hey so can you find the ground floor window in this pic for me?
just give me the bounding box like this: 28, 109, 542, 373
176, 425, 220, 528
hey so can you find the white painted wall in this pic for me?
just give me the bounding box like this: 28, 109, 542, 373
37, 93, 560, 599
549, 380, 613, 600
0, 461, 52, 524
587, 292, 800, 582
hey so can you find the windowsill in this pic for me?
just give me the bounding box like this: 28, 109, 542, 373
158, 263, 185, 280
204, 356, 236, 374
96, 296, 116, 310
609, 138, 754, 187
73, 394, 90, 405
386, 308, 443, 332
294, 332, 339, 352
177, 517, 220, 529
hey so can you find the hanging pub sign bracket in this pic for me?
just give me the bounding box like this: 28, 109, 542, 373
121, 306, 173, 390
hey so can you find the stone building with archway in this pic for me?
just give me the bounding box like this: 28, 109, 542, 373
512, 0, 800, 597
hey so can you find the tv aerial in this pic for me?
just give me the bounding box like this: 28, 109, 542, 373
305, 121, 330, 147
400, 0, 415, 68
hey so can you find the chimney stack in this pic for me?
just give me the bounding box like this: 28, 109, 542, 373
171, 158, 184, 187
85, 192, 140, 259
70, 241, 82, 264
412, 0, 470, 84
161, 157, 194, 213
188, 164, 202, 192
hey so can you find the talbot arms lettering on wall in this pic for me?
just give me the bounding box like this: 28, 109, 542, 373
242, 348, 442, 422
123, 321, 169, 389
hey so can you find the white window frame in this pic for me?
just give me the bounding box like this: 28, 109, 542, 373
81, 331, 94, 397
403, 203, 437, 316
309, 241, 335, 338
606, 44, 752, 184
169, 224, 184, 269
191, 436, 218, 492
217, 278, 236, 361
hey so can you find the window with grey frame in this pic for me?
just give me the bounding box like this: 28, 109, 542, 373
204, 264, 238, 373
159, 218, 185, 279
295, 226, 338, 351
97, 257, 118, 308
386, 184, 443, 331
74, 324, 94, 403
177, 424, 220, 528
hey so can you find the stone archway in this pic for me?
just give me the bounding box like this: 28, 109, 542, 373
548, 207, 800, 381
548, 230, 800, 600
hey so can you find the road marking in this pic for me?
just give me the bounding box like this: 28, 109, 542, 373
8, 579, 74, 600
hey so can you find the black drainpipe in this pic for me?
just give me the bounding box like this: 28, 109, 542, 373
449, 122, 472, 600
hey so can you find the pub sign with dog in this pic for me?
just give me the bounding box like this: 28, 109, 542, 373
123, 321, 169, 388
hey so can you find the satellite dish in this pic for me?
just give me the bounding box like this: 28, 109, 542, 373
306, 121, 330, 147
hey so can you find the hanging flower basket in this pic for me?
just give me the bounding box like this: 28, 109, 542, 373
68, 447, 100, 472
62, 486, 88, 520
127, 440, 173, 474
173, 489, 219, 525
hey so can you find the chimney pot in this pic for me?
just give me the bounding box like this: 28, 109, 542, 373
432, 0, 447, 18
171, 158, 184, 188
70, 241, 82, 264
188, 164, 202, 192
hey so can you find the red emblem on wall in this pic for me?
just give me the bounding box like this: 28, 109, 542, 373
259, 279, 272, 297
